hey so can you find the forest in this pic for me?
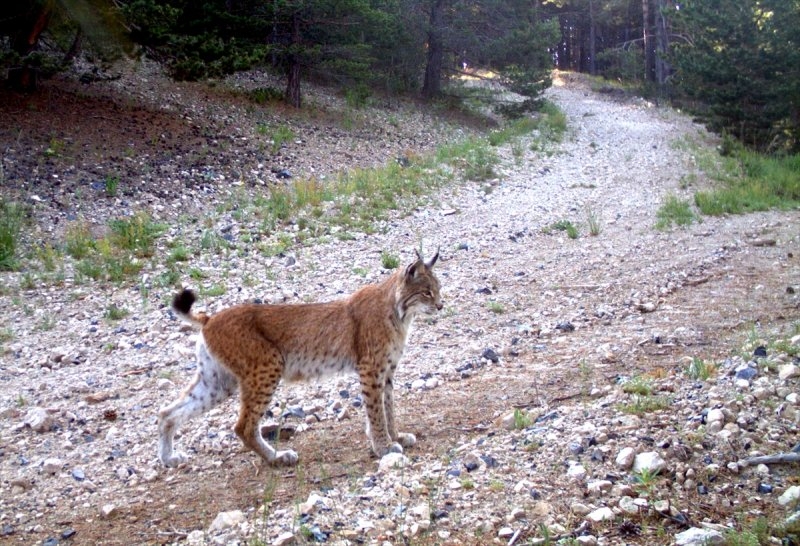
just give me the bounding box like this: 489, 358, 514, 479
1, 0, 799, 152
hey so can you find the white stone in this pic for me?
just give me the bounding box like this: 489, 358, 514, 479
299, 493, 327, 515
24, 407, 54, 433
779, 364, 800, 381
587, 480, 612, 496
567, 462, 587, 480
272, 531, 296, 546
186, 530, 207, 545
633, 451, 667, 474
615, 447, 636, 469
778, 485, 800, 506
675, 527, 724, 545
378, 452, 410, 472
497, 527, 514, 538
576, 536, 598, 546
42, 457, 63, 474
585, 507, 614, 522
570, 503, 591, 516
706, 408, 725, 423
208, 509, 244, 533
100, 504, 118, 519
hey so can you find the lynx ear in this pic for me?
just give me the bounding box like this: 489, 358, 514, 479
425, 248, 439, 269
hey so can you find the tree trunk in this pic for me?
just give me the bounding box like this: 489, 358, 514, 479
588, 0, 596, 75
285, 11, 302, 108
421, 0, 445, 100
654, 0, 670, 86
642, 0, 655, 82
8, 0, 54, 92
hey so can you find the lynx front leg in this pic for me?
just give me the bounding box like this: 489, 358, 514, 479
232, 348, 298, 466
359, 368, 403, 457
384, 376, 416, 449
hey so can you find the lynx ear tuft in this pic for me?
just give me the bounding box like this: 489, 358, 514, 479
425, 248, 439, 269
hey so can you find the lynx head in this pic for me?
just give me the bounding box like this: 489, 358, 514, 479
395, 249, 442, 320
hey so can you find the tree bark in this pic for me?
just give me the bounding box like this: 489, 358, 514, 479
8, 0, 54, 92
642, 0, 656, 82
285, 10, 302, 108
421, 0, 445, 100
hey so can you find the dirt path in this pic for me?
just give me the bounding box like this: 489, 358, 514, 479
1, 71, 799, 545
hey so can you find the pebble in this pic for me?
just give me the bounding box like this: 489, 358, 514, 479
675, 527, 724, 545
208, 510, 244, 533
633, 451, 667, 474
615, 447, 636, 469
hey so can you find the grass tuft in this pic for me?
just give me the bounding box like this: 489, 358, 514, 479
655, 194, 696, 230
0, 200, 26, 270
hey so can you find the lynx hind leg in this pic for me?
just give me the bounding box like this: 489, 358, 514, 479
384, 377, 416, 448
360, 368, 403, 457
158, 341, 237, 467
232, 348, 298, 466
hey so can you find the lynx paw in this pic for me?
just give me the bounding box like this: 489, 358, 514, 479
160, 451, 188, 468
396, 432, 416, 448
273, 449, 299, 466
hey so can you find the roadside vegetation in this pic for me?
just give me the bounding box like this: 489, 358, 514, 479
0, 100, 566, 293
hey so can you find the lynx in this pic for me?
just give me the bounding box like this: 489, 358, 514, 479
158, 250, 442, 467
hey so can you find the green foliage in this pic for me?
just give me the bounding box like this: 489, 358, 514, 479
686, 358, 717, 381
0, 199, 26, 270
545, 219, 579, 239
104, 303, 129, 321
694, 150, 800, 215
655, 194, 696, 230
669, 0, 800, 152
380, 251, 399, 269
108, 212, 166, 258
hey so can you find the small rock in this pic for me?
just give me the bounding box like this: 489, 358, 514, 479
24, 407, 55, 433
586, 507, 614, 522
779, 364, 800, 381
778, 485, 800, 505
100, 504, 118, 519
675, 527, 724, 545
567, 462, 587, 480
378, 452, 410, 472
633, 451, 667, 474
570, 503, 591, 516
42, 458, 63, 474
299, 493, 327, 515
616, 447, 636, 469
208, 510, 244, 533
481, 348, 500, 363
273, 531, 296, 546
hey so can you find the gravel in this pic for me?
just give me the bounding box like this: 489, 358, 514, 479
1, 67, 799, 545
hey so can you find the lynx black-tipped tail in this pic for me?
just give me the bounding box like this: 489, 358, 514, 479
172, 289, 209, 326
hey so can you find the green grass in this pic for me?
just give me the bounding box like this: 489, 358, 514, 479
545, 219, 579, 239
104, 304, 129, 321
655, 194, 696, 229
617, 394, 670, 415
487, 301, 505, 314
686, 357, 717, 380
380, 251, 400, 269
0, 199, 26, 270
695, 151, 800, 215
109, 212, 166, 258
622, 375, 653, 395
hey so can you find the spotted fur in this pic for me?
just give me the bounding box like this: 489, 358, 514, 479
158, 250, 442, 467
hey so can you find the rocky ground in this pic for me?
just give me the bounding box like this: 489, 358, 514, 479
1, 67, 799, 546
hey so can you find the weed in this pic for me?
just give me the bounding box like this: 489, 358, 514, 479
35, 243, 60, 272
622, 375, 652, 395
487, 301, 505, 314
109, 213, 166, 258
200, 283, 227, 297
488, 479, 505, 492
380, 251, 400, 269
167, 245, 190, 263
36, 316, 56, 331
460, 478, 475, 490
269, 125, 294, 154
16, 394, 26, 407
585, 206, 602, 236
546, 219, 579, 239
0, 199, 26, 270
656, 194, 696, 229
104, 304, 129, 321
0, 328, 13, 346
104, 175, 120, 197
64, 221, 95, 259
513, 408, 533, 429
686, 357, 717, 380
618, 394, 670, 415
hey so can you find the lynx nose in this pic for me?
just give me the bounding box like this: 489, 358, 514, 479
435, 301, 443, 311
